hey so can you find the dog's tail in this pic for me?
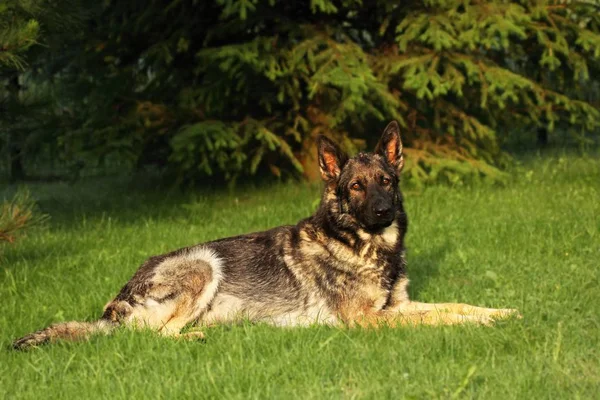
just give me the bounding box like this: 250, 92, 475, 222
12, 319, 116, 350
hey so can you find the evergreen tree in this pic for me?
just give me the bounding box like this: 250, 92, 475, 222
2, 0, 600, 184
1, 1, 41, 180
0, 0, 87, 181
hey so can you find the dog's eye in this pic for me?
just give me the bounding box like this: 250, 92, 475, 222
381, 177, 391, 186
351, 182, 362, 191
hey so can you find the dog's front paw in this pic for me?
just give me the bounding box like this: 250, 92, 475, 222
489, 308, 522, 320
179, 331, 205, 341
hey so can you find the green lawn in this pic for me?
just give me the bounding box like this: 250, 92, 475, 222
1, 152, 599, 399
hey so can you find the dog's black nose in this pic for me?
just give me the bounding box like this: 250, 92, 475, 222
374, 205, 391, 217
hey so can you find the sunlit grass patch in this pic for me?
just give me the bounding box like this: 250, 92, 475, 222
1, 152, 598, 398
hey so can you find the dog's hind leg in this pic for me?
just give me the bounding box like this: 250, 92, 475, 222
102, 246, 223, 338
14, 247, 223, 350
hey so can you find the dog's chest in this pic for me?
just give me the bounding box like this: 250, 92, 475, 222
349, 279, 389, 313
295, 225, 400, 315
320, 246, 392, 314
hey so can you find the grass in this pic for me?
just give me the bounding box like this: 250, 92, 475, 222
1, 151, 599, 399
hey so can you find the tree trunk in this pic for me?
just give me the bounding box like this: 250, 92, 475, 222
299, 134, 321, 182
7, 74, 26, 182
9, 139, 25, 183
537, 127, 548, 147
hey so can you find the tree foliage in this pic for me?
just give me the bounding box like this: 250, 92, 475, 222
1, 0, 89, 182
1, 0, 600, 184
0, 1, 40, 70
0, 187, 48, 245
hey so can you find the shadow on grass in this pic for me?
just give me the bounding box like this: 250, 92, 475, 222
2, 173, 316, 226
405, 242, 451, 300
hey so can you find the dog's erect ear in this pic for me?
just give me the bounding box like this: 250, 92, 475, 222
375, 120, 404, 172
317, 135, 348, 181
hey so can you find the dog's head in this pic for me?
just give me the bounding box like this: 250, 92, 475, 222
318, 121, 405, 233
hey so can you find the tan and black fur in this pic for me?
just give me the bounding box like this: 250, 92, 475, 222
13, 121, 519, 350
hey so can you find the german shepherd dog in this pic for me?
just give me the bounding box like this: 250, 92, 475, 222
13, 121, 519, 350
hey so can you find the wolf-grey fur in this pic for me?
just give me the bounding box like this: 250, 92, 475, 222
13, 121, 519, 350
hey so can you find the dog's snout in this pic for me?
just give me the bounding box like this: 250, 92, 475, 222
373, 204, 392, 217
366, 191, 395, 229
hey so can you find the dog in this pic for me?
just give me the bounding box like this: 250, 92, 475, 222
13, 121, 519, 350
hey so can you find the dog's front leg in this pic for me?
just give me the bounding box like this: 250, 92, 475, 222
395, 302, 519, 321
350, 309, 494, 327
385, 277, 520, 323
